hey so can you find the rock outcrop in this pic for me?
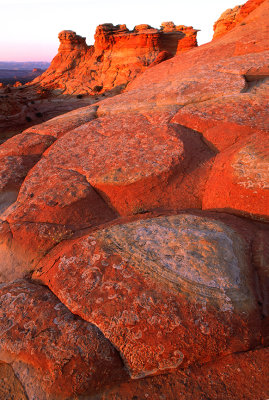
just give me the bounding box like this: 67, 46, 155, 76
33, 23, 198, 95
1, 21, 197, 142
0, 0, 268, 399
0, 280, 127, 399
34, 214, 261, 378
213, 0, 266, 39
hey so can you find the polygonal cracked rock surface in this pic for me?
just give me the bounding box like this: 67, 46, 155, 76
8, 166, 117, 226
171, 93, 269, 151
94, 215, 251, 298
0, 280, 127, 399
98, 347, 269, 400
41, 112, 183, 183
0, 132, 55, 157
203, 132, 269, 221
34, 213, 260, 378
29, 112, 214, 215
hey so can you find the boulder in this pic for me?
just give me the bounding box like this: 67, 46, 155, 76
20, 112, 214, 216
34, 214, 261, 378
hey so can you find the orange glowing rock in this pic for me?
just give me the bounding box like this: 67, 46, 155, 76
33, 23, 198, 95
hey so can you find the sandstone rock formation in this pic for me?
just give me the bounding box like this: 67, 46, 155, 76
213, 0, 266, 39
33, 22, 198, 95
203, 132, 269, 220
0, 280, 127, 398
98, 347, 269, 399
34, 214, 261, 378
1, 22, 197, 143
0, 0, 268, 399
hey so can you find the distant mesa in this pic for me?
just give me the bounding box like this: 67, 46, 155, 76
0, 64, 47, 87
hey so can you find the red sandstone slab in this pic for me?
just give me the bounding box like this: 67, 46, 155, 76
0, 280, 127, 399
34, 214, 261, 379
9, 166, 116, 226
98, 70, 247, 115
0, 220, 74, 282
0, 132, 55, 157
0, 155, 40, 214
32, 113, 214, 215
172, 93, 269, 151
98, 348, 269, 400
203, 132, 269, 221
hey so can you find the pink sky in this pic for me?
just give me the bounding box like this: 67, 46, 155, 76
0, 0, 244, 62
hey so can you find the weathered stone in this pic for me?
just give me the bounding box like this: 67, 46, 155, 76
23, 105, 98, 138
0, 155, 40, 214
0, 280, 127, 399
9, 166, 116, 226
0, 132, 55, 157
0, 1, 268, 398
98, 348, 269, 400
213, 0, 266, 39
34, 214, 261, 378
27, 112, 214, 215
0, 219, 73, 283
0, 362, 27, 400
33, 23, 198, 96
172, 93, 269, 151
203, 132, 269, 221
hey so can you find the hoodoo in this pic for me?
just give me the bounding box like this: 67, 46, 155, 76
33, 22, 198, 95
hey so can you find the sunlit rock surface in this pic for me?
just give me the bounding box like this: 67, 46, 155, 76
0, 280, 127, 399
33, 22, 198, 95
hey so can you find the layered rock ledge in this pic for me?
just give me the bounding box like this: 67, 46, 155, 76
32, 22, 198, 95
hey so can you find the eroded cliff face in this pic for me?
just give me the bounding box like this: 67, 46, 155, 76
0, 0, 268, 399
0, 22, 197, 141
213, 0, 266, 39
33, 22, 198, 95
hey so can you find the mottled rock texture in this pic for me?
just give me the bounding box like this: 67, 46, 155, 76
213, 0, 266, 39
203, 132, 269, 221
0, 280, 127, 399
0, 0, 268, 399
98, 348, 269, 400
0, 362, 28, 400
22, 113, 214, 216
34, 214, 261, 378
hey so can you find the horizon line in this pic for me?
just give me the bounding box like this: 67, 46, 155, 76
0, 60, 51, 63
